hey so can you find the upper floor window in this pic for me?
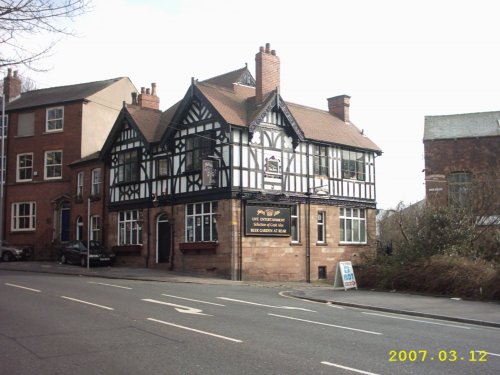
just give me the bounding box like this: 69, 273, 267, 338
1, 114, 7, 138
157, 159, 168, 177
44, 150, 62, 180
17, 113, 35, 137
17, 153, 33, 182
117, 149, 139, 183
342, 150, 365, 181
340, 207, 367, 244
448, 172, 472, 208
185, 133, 215, 172
313, 145, 329, 176
317, 211, 326, 243
11, 202, 36, 231
118, 210, 142, 245
185, 202, 218, 242
46, 107, 64, 132
91, 168, 101, 195
76, 171, 84, 197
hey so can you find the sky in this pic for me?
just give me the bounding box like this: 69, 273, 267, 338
10, 0, 500, 209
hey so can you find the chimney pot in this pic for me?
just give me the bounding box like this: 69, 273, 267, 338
131, 92, 138, 105
265, 43, 271, 53
141, 87, 145, 94
3, 67, 22, 102
146, 88, 150, 95
151, 83, 157, 96
271, 50, 276, 56
260, 46, 264, 52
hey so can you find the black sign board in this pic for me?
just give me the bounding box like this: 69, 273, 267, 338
245, 206, 290, 236
202, 159, 218, 187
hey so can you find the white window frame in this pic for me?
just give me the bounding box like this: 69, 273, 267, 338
317, 211, 326, 244
118, 210, 142, 245
16, 153, 33, 182
76, 171, 84, 197
291, 205, 300, 243
46, 106, 64, 132
340, 208, 367, 244
91, 215, 101, 241
185, 202, 218, 242
44, 150, 62, 180
11, 202, 36, 231
91, 168, 101, 196
1, 114, 7, 138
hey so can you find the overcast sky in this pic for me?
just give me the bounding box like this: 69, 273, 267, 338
13, 0, 500, 209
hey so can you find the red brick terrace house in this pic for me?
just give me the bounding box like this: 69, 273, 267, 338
424, 111, 500, 209
2, 71, 137, 259
100, 44, 382, 281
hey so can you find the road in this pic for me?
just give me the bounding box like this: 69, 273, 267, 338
1, 271, 499, 375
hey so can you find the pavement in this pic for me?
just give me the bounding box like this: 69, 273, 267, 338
1, 261, 499, 328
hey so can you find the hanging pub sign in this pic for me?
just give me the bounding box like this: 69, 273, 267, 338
245, 205, 290, 236
202, 159, 219, 187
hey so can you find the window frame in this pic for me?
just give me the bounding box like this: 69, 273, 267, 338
76, 171, 84, 197
185, 132, 215, 172
317, 211, 326, 244
291, 205, 300, 243
448, 172, 472, 208
118, 210, 142, 245
91, 215, 101, 242
340, 207, 367, 244
16, 153, 33, 182
46, 106, 64, 132
313, 145, 329, 177
1, 114, 8, 138
157, 158, 168, 177
341, 150, 366, 181
11, 202, 36, 231
44, 150, 63, 180
116, 149, 140, 183
185, 201, 218, 242
91, 168, 101, 196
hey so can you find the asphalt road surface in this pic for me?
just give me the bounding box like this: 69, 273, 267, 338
1, 271, 499, 375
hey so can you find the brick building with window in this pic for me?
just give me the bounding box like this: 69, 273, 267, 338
2, 72, 137, 259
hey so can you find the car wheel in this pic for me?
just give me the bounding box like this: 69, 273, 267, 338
61, 254, 67, 264
80, 257, 87, 267
2, 252, 13, 262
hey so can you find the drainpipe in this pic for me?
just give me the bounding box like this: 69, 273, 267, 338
238, 129, 243, 281
306, 143, 311, 283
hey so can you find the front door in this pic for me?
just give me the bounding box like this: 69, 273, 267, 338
60, 203, 70, 242
157, 214, 171, 263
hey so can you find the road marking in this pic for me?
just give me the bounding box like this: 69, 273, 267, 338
268, 313, 382, 335
5, 283, 41, 293
88, 281, 132, 290
61, 296, 114, 310
147, 318, 242, 343
279, 291, 345, 309
161, 294, 225, 306
479, 351, 500, 357
217, 297, 316, 312
321, 361, 380, 375
362, 312, 472, 330
142, 299, 212, 316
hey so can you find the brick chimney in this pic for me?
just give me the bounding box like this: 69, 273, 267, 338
3, 68, 22, 102
138, 83, 159, 109
327, 95, 351, 122
255, 43, 280, 104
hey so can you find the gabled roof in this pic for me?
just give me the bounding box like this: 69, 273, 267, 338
200, 66, 256, 89
424, 111, 500, 140
5, 77, 130, 111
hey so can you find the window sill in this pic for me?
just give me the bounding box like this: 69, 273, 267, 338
180, 242, 218, 254
43, 130, 64, 135
316, 242, 328, 246
339, 242, 368, 246
290, 242, 302, 246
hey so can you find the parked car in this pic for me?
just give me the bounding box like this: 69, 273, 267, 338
1, 241, 32, 262
60, 240, 115, 267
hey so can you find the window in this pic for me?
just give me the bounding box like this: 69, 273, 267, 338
291, 205, 300, 243
117, 149, 139, 183
340, 208, 367, 244
17, 113, 35, 137
118, 210, 142, 245
185, 202, 218, 242
76, 172, 84, 197
17, 153, 33, 182
157, 159, 168, 177
448, 172, 472, 208
46, 107, 64, 132
1, 114, 7, 138
317, 211, 326, 243
0, 154, 6, 185
314, 145, 329, 176
185, 133, 215, 171
91, 215, 101, 241
11, 202, 36, 231
91, 168, 101, 195
342, 150, 365, 181
44, 150, 62, 179
76, 216, 83, 240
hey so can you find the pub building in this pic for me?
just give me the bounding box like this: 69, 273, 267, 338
101, 44, 382, 281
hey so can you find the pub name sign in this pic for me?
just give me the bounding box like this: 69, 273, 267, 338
245, 206, 290, 236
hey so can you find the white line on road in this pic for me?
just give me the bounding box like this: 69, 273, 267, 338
5, 283, 41, 292
268, 313, 382, 335
161, 294, 225, 306
88, 281, 132, 290
362, 312, 472, 329
217, 296, 316, 312
321, 361, 380, 375
143, 299, 212, 315
279, 291, 345, 309
147, 318, 242, 343
61, 296, 114, 310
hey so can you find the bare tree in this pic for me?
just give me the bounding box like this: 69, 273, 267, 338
0, 0, 90, 70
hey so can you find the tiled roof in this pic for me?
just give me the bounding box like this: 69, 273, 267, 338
424, 111, 500, 140
5, 77, 129, 111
